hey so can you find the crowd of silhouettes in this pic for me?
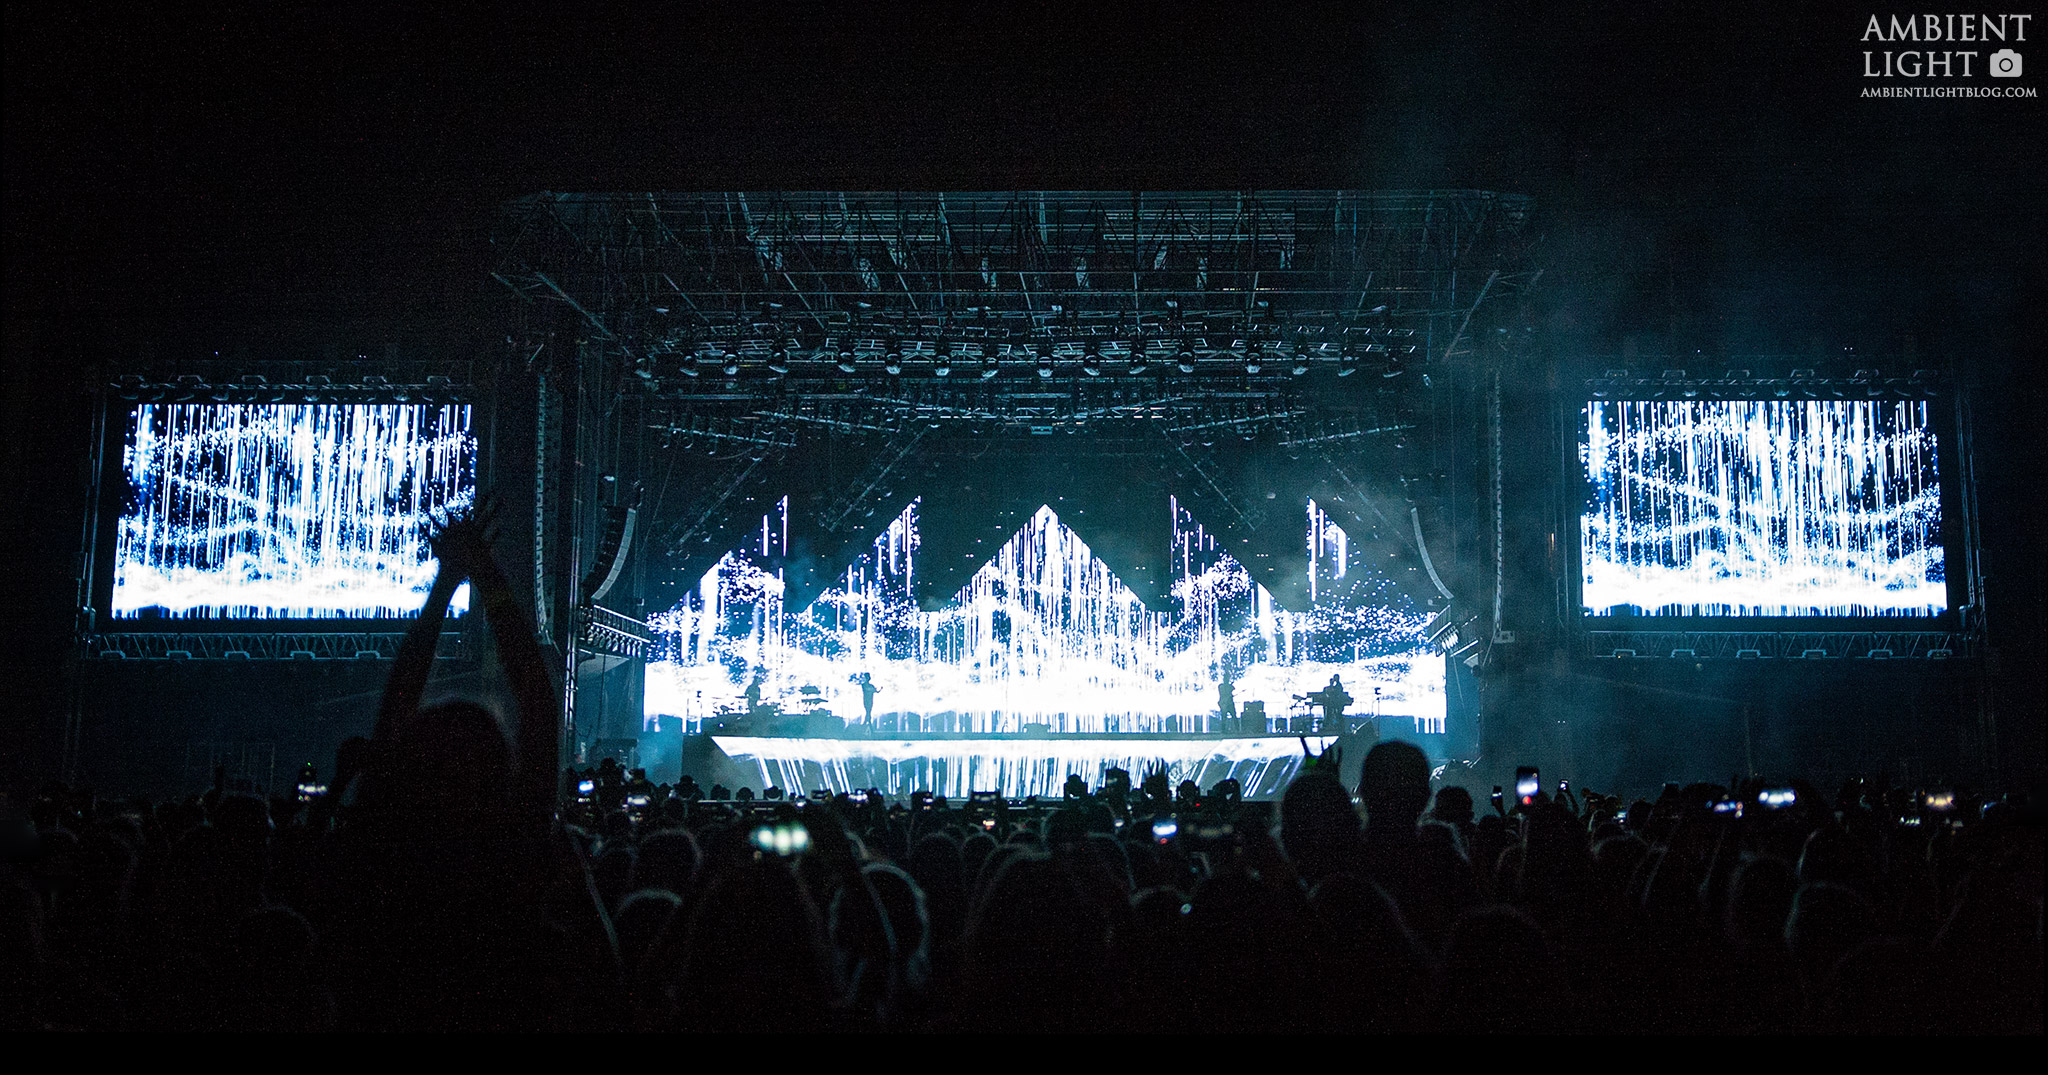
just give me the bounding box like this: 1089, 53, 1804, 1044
5, 509, 2042, 1033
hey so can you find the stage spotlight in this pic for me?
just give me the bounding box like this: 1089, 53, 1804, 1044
1338, 349, 1358, 377
1291, 353, 1310, 376
1176, 344, 1196, 374
935, 348, 952, 377
767, 348, 790, 374
722, 360, 740, 377
1081, 341, 1105, 376
1127, 343, 1148, 375
885, 357, 904, 376
1037, 348, 1054, 378
1244, 347, 1262, 375
980, 363, 1000, 380
837, 347, 858, 374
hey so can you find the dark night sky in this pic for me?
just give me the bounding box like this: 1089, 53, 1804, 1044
5, 3, 2043, 774
7, 4, 2042, 335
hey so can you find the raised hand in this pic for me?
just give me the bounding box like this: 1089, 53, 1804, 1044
1140, 765, 1172, 803
1299, 737, 1342, 775
427, 496, 501, 583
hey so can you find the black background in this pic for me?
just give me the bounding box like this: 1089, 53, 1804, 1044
6, 2, 2042, 788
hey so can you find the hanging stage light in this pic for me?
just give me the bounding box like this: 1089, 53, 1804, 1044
837, 345, 858, 374
1244, 344, 1262, 375
1176, 343, 1196, 373
1036, 345, 1054, 379
707, 340, 740, 377
767, 346, 791, 374
1082, 342, 1103, 377
1337, 347, 1358, 377
1291, 349, 1311, 376
884, 340, 905, 376
934, 345, 953, 377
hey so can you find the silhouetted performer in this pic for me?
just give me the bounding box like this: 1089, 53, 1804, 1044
1309, 674, 1353, 731
858, 672, 879, 723
744, 669, 766, 715
1217, 673, 1237, 728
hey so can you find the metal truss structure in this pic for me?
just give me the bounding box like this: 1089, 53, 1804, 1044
1582, 360, 1950, 400
496, 191, 1539, 617
1586, 630, 1972, 661
492, 191, 1538, 466
494, 190, 1535, 391
104, 358, 477, 404
86, 631, 473, 661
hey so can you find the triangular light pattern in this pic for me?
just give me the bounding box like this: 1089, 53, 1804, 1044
648, 496, 1444, 735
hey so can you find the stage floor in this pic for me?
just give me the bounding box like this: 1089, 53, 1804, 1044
699, 733, 1342, 799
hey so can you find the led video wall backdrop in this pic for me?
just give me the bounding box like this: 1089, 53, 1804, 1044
1580, 400, 1945, 617
111, 403, 475, 620
645, 495, 1445, 737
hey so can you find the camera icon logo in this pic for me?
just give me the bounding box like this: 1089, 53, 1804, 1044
1989, 49, 2022, 77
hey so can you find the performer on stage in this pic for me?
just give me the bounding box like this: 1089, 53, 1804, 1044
744, 668, 766, 716
858, 672, 879, 723
1308, 674, 1353, 731
1216, 670, 1237, 729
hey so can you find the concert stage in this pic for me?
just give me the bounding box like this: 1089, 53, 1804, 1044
57, 191, 1993, 803
666, 730, 1345, 800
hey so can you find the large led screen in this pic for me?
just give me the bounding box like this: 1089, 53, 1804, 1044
645, 495, 1446, 739
1581, 400, 1944, 617
111, 402, 475, 620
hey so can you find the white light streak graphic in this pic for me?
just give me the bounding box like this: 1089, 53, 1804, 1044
1307, 497, 1348, 603
1581, 400, 1944, 617
112, 403, 475, 619
647, 496, 1444, 736
713, 735, 1336, 799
